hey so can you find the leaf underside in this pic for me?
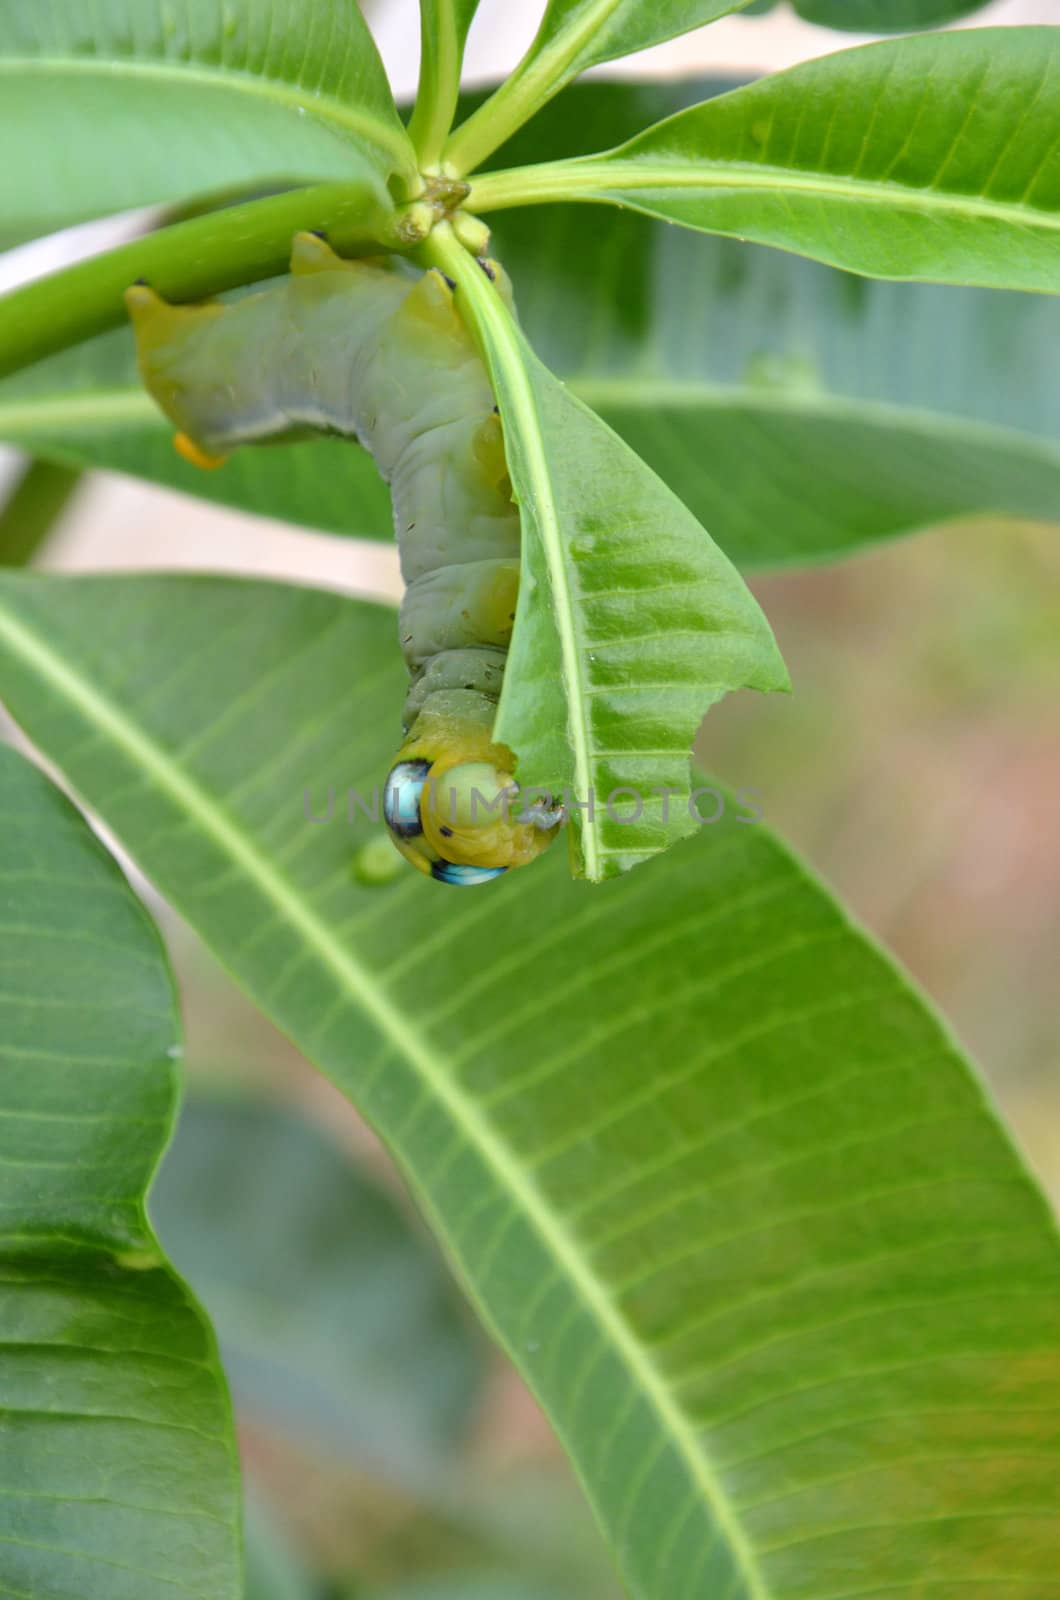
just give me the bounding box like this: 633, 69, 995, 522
0, 0, 414, 244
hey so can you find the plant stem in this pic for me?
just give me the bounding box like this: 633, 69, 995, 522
466, 160, 604, 213
0, 181, 415, 383
0, 460, 82, 568
408, 0, 464, 170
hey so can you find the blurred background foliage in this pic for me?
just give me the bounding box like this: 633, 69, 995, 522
0, 1, 1055, 1594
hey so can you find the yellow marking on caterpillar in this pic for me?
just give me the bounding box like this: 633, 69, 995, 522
173, 432, 228, 471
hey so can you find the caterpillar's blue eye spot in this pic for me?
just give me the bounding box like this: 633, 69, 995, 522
384, 759, 431, 839
430, 860, 508, 887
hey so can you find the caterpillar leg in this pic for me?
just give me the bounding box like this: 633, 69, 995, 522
383, 693, 563, 886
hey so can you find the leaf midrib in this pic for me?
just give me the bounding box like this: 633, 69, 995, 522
471, 158, 1060, 236
0, 55, 412, 171
428, 229, 602, 879
572, 378, 1060, 456
0, 590, 769, 1600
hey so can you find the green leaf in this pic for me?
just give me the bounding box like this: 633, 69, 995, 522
443, 0, 751, 174
745, 0, 996, 24
0, 325, 394, 540
0, 574, 1057, 1600
0, 739, 241, 1600
0, 0, 416, 245
795, 0, 996, 28
152, 1096, 484, 1480
429, 229, 789, 879
497, 0, 753, 73
469, 30, 1060, 294
484, 75, 1060, 563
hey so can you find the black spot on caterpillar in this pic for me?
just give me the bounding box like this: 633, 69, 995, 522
125, 234, 563, 886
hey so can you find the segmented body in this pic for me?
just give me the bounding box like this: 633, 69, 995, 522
126, 235, 561, 884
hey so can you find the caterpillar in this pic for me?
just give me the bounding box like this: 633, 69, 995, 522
125, 234, 564, 886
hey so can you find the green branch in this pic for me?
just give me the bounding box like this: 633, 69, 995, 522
0, 181, 425, 383
408, 0, 465, 170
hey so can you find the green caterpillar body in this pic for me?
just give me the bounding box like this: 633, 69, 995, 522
126, 235, 561, 885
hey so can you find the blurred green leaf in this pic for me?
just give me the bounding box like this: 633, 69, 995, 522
0, 457, 81, 566
151, 1096, 484, 1479
0, 575, 1057, 1599
795, 0, 996, 27
431, 230, 788, 880
744, 0, 995, 23
370, 1578, 576, 1600
492, 198, 1060, 568
471, 31, 1060, 294
0, 325, 393, 538
0, 739, 240, 1599
0, 0, 415, 245
244, 1495, 323, 1600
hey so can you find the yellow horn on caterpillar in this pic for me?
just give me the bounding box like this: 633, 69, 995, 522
124, 284, 224, 341
289, 232, 391, 279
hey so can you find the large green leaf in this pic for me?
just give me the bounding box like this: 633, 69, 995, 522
0, 0, 416, 245
0, 739, 241, 1599
152, 1096, 483, 1480
486, 73, 1060, 561
429, 229, 788, 879
0, 575, 1057, 1599
442, 0, 751, 173
469, 30, 1060, 294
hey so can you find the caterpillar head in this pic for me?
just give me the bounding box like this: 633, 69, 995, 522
383, 713, 563, 886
